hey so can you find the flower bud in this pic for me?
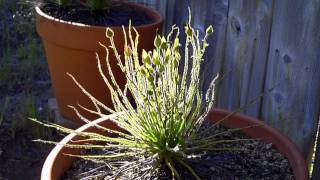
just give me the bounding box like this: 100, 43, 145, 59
124, 46, 132, 57
160, 37, 167, 49
140, 67, 149, 77
165, 49, 171, 63
148, 75, 154, 83
106, 28, 114, 38
159, 65, 164, 73
153, 50, 161, 66
173, 59, 179, 67
142, 50, 151, 65
206, 25, 214, 35
154, 35, 162, 48
185, 25, 193, 37
173, 37, 180, 50
145, 64, 154, 73
147, 90, 153, 95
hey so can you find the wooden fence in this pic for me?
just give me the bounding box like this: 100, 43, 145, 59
132, 0, 320, 178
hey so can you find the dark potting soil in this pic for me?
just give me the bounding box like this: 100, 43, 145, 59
40, 3, 154, 27
62, 123, 295, 180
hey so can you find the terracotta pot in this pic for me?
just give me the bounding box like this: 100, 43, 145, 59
35, 3, 164, 124
41, 109, 308, 180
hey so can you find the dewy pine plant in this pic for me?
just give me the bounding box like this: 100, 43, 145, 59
32, 15, 242, 179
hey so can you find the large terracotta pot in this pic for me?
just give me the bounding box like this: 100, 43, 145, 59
36, 3, 164, 124
41, 109, 308, 180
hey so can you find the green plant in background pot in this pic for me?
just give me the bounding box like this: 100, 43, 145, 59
32, 13, 308, 179
43, 0, 111, 10
85, 0, 110, 10
34, 0, 164, 125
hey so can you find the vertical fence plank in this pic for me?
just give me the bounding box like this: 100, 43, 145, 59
261, 0, 320, 155
195, 0, 229, 96
217, 0, 274, 118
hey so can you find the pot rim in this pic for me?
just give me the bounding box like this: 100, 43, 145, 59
35, 1, 164, 30
41, 113, 120, 180
41, 108, 308, 180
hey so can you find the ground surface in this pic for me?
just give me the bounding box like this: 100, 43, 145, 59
0, 1, 58, 179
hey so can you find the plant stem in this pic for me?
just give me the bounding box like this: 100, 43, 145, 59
176, 158, 201, 180
165, 157, 181, 180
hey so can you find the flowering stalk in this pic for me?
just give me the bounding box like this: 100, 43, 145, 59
31, 12, 256, 180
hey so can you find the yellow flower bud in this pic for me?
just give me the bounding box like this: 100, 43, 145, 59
148, 75, 154, 83
153, 50, 161, 66
106, 28, 114, 38
124, 46, 132, 57
173, 37, 180, 50
185, 25, 193, 37
206, 25, 214, 35
142, 50, 151, 65
165, 49, 171, 63
154, 35, 162, 48
160, 37, 167, 49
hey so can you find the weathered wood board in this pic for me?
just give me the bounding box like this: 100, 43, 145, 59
133, 0, 320, 171
261, 0, 320, 157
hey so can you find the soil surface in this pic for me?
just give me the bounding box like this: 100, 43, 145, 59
62, 123, 295, 180
41, 2, 154, 27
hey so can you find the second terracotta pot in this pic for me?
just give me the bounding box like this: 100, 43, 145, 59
36, 3, 164, 124
41, 109, 308, 180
